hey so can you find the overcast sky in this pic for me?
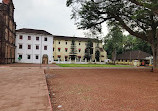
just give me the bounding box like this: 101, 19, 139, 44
7, 0, 108, 37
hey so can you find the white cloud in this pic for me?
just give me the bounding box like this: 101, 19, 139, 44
13, 0, 108, 37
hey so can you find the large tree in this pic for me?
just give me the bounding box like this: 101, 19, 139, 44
104, 26, 123, 63
67, 0, 158, 70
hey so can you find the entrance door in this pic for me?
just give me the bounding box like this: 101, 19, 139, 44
42, 54, 48, 64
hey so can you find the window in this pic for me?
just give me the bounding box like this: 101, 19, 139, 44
36, 55, 39, 59
66, 42, 67, 45
36, 45, 39, 50
19, 44, 22, 49
19, 55, 22, 59
28, 36, 31, 40
28, 45, 31, 49
44, 37, 47, 41
65, 56, 68, 61
79, 49, 81, 52
58, 55, 61, 58
19, 35, 23, 40
36, 37, 39, 41
65, 48, 68, 52
27, 55, 31, 59
59, 41, 60, 44
53, 47, 54, 51
79, 43, 81, 45
101, 55, 104, 57
58, 48, 61, 52
44, 46, 47, 50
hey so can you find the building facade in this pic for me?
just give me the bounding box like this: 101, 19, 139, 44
116, 50, 152, 66
0, 0, 16, 64
53, 35, 107, 62
15, 28, 53, 64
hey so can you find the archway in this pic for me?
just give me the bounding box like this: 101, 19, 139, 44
42, 54, 48, 64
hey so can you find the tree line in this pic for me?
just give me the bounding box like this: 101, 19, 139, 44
104, 27, 152, 61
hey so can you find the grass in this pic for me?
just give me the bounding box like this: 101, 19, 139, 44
57, 64, 132, 67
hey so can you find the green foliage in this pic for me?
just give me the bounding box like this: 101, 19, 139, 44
67, 0, 158, 42
67, 0, 158, 67
104, 34, 152, 59
18, 57, 22, 60
104, 27, 124, 60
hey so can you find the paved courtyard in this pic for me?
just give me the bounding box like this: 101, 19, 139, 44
46, 68, 158, 111
0, 66, 52, 111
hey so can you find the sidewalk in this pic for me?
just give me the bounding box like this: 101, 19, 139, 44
0, 63, 59, 67
0, 67, 52, 111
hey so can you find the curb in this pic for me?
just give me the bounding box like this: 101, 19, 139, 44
43, 69, 53, 111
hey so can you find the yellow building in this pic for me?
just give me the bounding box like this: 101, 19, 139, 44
53, 35, 107, 62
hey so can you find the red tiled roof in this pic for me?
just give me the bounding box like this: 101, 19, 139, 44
116, 50, 152, 60
53, 35, 102, 43
16, 28, 53, 36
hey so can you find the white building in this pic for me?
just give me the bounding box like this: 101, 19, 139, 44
15, 28, 53, 64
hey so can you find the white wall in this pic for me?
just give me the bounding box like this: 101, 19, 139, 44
15, 32, 53, 64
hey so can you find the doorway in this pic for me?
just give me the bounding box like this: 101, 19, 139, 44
42, 54, 48, 64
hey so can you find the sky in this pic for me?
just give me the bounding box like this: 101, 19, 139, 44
9, 0, 109, 37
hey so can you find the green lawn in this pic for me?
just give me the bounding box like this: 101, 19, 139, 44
57, 64, 132, 67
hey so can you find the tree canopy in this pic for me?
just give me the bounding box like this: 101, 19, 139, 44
104, 26, 123, 62
67, 0, 158, 69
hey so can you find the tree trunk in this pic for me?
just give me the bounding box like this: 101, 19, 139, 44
112, 49, 117, 64
151, 43, 158, 72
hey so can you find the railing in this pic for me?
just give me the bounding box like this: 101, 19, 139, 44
52, 59, 108, 64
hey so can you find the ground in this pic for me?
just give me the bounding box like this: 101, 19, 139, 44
46, 68, 158, 111
0, 66, 52, 111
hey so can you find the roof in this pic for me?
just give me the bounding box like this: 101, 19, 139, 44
16, 28, 53, 36
116, 50, 152, 60
53, 35, 102, 42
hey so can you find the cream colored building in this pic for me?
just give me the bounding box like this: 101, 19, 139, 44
53, 35, 107, 62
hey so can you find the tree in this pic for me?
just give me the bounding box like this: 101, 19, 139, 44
104, 27, 123, 64
69, 38, 77, 60
122, 35, 136, 52
84, 39, 93, 61
67, 0, 158, 70
105, 34, 152, 59
133, 38, 152, 55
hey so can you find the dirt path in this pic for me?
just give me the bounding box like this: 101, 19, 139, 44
0, 67, 52, 111
46, 69, 158, 111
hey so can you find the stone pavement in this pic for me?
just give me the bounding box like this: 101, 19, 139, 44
0, 67, 52, 111
0, 63, 59, 67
